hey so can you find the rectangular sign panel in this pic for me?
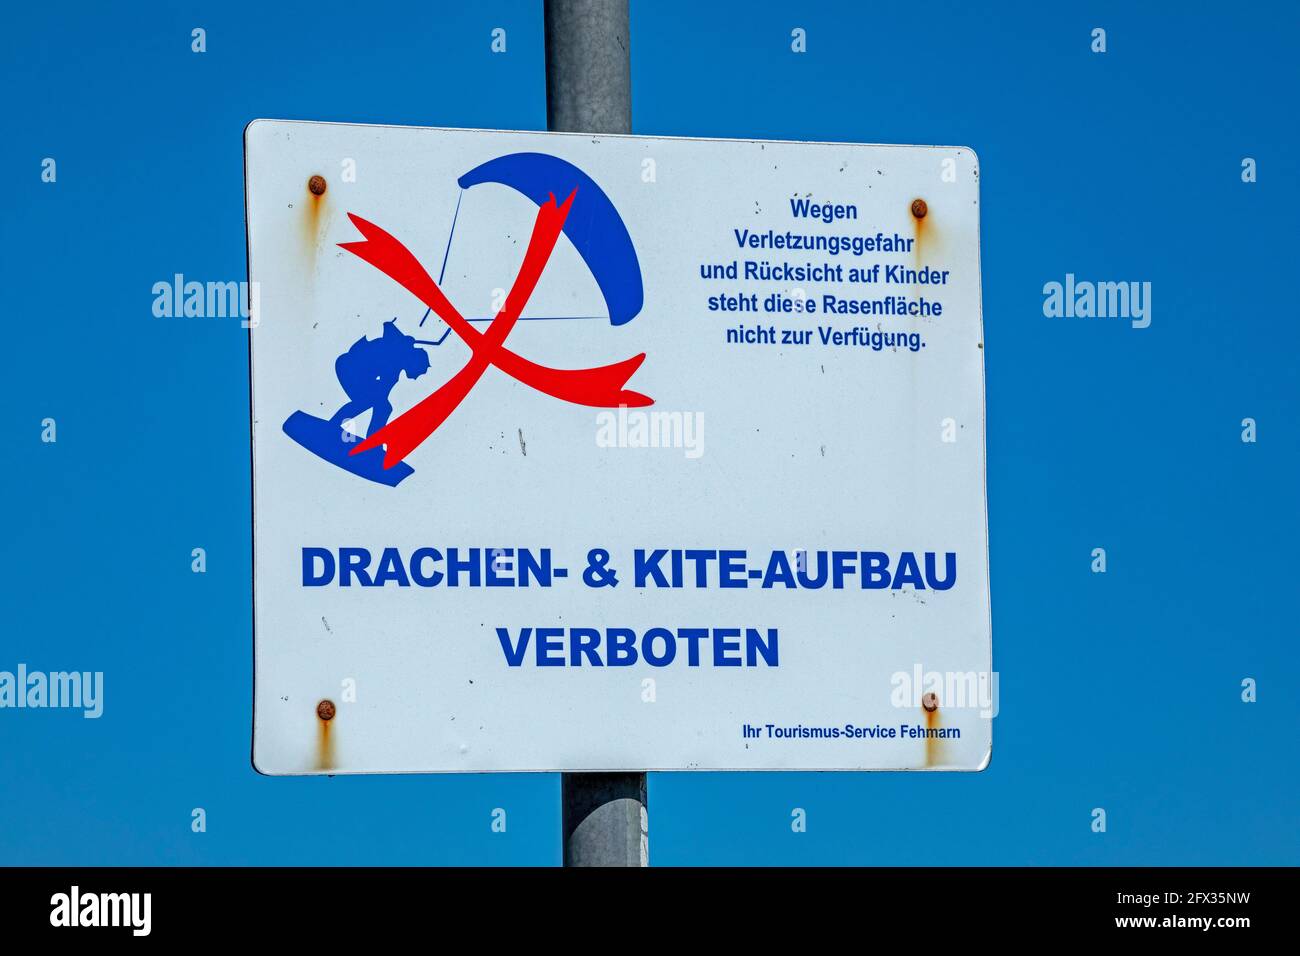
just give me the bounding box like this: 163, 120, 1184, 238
245, 121, 990, 773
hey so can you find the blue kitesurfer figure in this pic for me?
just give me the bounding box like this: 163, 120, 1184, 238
327, 320, 432, 438
283, 317, 446, 487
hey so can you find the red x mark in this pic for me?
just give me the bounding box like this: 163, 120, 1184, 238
339, 189, 652, 469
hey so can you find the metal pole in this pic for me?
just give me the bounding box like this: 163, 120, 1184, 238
544, 0, 646, 867
562, 771, 647, 867
545, 0, 632, 135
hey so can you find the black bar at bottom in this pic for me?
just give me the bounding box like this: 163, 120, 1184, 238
0, 867, 1285, 939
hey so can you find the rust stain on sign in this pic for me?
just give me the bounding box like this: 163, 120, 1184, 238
922, 692, 945, 768
315, 699, 336, 770
911, 197, 929, 262
302, 173, 329, 254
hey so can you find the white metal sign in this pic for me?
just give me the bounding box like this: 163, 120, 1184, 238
245, 120, 990, 773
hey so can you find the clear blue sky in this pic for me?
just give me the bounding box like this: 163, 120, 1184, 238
2, 0, 1295, 865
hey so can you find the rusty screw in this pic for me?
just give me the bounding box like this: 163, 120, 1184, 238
316, 699, 336, 721
308, 174, 327, 197
922, 692, 939, 713
911, 198, 928, 219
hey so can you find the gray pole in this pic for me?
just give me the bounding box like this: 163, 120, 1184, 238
545, 0, 631, 135
544, 0, 647, 868
561, 771, 647, 867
